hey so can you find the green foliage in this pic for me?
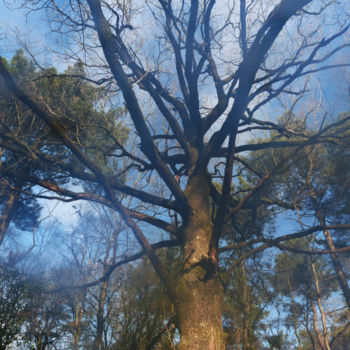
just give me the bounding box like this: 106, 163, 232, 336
223, 263, 268, 349
329, 309, 350, 349
272, 238, 336, 299
23, 289, 68, 350
265, 331, 292, 350
108, 257, 175, 350
0, 267, 28, 349
0, 51, 129, 236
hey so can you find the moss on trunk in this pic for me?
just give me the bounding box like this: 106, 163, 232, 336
174, 172, 225, 349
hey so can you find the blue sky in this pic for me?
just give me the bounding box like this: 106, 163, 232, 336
0, 1, 71, 70
0, 2, 40, 56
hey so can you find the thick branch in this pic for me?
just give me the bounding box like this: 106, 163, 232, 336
87, 0, 188, 211
205, 0, 312, 160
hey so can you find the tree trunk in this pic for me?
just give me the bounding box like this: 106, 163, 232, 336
311, 262, 331, 350
175, 172, 225, 350
309, 188, 350, 310
72, 301, 84, 350
311, 300, 323, 350
72, 333, 80, 350
176, 274, 224, 350
287, 275, 302, 349
305, 313, 318, 350
241, 262, 250, 350
94, 280, 108, 350
322, 228, 350, 309
0, 187, 19, 245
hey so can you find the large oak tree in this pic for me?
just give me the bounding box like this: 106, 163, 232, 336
1, 0, 350, 348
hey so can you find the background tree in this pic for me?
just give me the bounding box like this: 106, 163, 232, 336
23, 285, 67, 350
0, 52, 42, 245
0, 266, 28, 349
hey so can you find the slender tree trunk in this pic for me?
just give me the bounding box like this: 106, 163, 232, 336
175, 172, 225, 350
0, 187, 19, 245
311, 262, 331, 350
306, 317, 318, 350
234, 317, 241, 349
318, 215, 350, 309
309, 186, 350, 309
72, 301, 84, 350
311, 300, 323, 350
322, 227, 350, 309
241, 262, 250, 350
94, 280, 108, 350
72, 332, 80, 350
287, 275, 302, 349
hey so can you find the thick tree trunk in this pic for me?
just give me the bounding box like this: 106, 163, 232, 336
176, 275, 224, 350
175, 172, 225, 350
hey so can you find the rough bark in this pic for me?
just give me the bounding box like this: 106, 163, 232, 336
176, 274, 224, 350
175, 172, 225, 350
